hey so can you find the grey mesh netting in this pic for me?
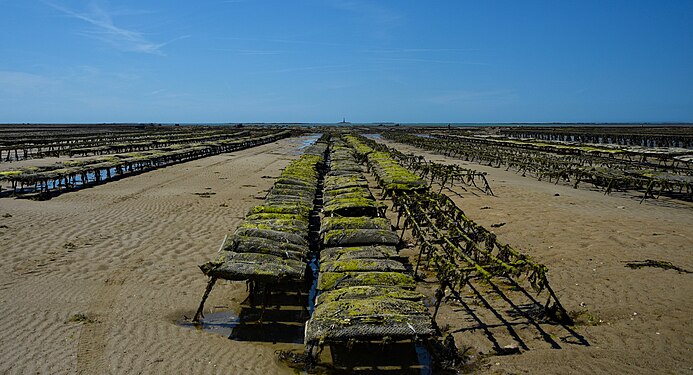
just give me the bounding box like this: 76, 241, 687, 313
200, 251, 305, 282
317, 271, 416, 291
305, 297, 436, 343
322, 228, 399, 247
320, 245, 398, 262
233, 227, 308, 247
320, 216, 392, 233
320, 258, 407, 273
315, 285, 424, 305
229, 236, 308, 260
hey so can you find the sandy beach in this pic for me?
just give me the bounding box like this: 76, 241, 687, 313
0, 137, 307, 374
4, 0, 692, 372
0, 134, 691, 374
378, 138, 693, 374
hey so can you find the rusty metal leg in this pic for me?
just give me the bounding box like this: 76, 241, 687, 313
193, 277, 218, 323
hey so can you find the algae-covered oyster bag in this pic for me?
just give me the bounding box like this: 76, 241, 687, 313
320, 258, 407, 273
234, 227, 309, 246
305, 298, 436, 343
315, 285, 424, 305
320, 217, 392, 233
323, 228, 399, 247
200, 252, 306, 282
320, 245, 398, 261
317, 271, 416, 291
322, 198, 386, 217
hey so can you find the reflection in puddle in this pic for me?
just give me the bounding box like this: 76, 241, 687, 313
177, 310, 240, 338
299, 134, 322, 149
177, 285, 310, 345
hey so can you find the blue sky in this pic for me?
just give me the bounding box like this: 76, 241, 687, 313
1, 0, 692, 123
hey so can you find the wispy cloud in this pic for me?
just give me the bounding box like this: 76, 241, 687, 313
147, 89, 165, 96
237, 49, 282, 55
220, 36, 352, 48
44, 1, 184, 55
324, 0, 402, 40
375, 57, 488, 65
250, 64, 353, 75
0, 71, 58, 94
363, 48, 482, 54
423, 89, 516, 105
326, 0, 401, 28
209, 48, 284, 55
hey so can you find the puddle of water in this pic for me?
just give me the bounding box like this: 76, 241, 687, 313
15, 167, 123, 193
363, 133, 382, 140
307, 253, 320, 316
178, 305, 308, 344
414, 343, 433, 375
299, 134, 322, 150
177, 310, 240, 338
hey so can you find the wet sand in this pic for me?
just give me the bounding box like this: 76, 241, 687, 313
0, 135, 691, 374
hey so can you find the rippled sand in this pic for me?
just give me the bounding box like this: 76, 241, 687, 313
0, 135, 691, 374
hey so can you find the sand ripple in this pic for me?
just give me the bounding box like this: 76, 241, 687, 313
0, 139, 300, 375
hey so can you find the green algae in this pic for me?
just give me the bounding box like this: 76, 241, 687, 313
322, 228, 399, 246
320, 216, 391, 232
227, 236, 308, 258
249, 203, 311, 217
315, 286, 424, 305
201, 251, 305, 282
314, 298, 427, 319
269, 187, 315, 197
304, 296, 436, 342
323, 191, 372, 202
320, 258, 407, 273
322, 197, 386, 214
320, 245, 398, 262
0, 170, 23, 177
234, 227, 308, 246
324, 175, 369, 190
274, 177, 316, 188
244, 213, 306, 222
324, 186, 370, 197
317, 271, 416, 291
238, 221, 307, 235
